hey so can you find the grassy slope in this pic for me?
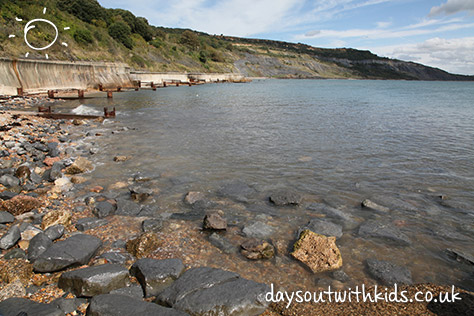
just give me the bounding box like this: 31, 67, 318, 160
0, 0, 472, 80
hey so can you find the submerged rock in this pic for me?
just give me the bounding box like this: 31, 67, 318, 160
358, 220, 411, 246
217, 180, 256, 203
203, 210, 227, 230
33, 234, 102, 273
269, 190, 302, 206
65, 157, 93, 174
365, 258, 412, 286
142, 218, 163, 233
93, 200, 117, 218
242, 221, 274, 239
58, 264, 129, 297
291, 230, 343, 273
126, 232, 161, 258
241, 239, 275, 260
298, 218, 343, 239
116, 199, 142, 216
446, 249, 474, 265
184, 191, 205, 205
130, 258, 185, 297
361, 199, 390, 213
208, 233, 237, 254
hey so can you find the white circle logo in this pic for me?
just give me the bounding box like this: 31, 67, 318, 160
24, 18, 58, 51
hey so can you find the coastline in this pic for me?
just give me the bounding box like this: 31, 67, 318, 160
0, 98, 473, 315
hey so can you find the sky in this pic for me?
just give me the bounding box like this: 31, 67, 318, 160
98, 0, 474, 75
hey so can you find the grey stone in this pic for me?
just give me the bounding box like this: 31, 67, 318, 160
242, 221, 274, 239
366, 259, 412, 286
358, 220, 411, 246
269, 190, 302, 206
33, 234, 102, 272
129, 186, 153, 202
110, 284, 144, 299
130, 258, 185, 297
30, 171, 42, 185
0, 211, 15, 224
157, 267, 269, 316
298, 218, 343, 239
58, 264, 129, 297
361, 199, 391, 213
203, 210, 227, 230
142, 218, 163, 233
51, 297, 87, 314
0, 297, 62, 316
0, 174, 20, 188
307, 203, 356, 224
209, 233, 237, 254
0, 225, 21, 250
76, 217, 108, 231
0, 191, 17, 200
217, 180, 256, 203
331, 270, 350, 282
86, 294, 188, 316
99, 251, 132, 265
49, 162, 63, 182
27, 232, 53, 262
4, 247, 26, 260
33, 142, 49, 152
116, 198, 142, 216
93, 201, 117, 218
44, 224, 65, 241
446, 249, 474, 265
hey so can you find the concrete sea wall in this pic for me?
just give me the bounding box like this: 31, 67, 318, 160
0, 58, 246, 96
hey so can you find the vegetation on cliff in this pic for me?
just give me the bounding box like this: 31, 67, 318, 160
0, 0, 472, 80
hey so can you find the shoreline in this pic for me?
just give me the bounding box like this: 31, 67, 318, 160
0, 98, 473, 315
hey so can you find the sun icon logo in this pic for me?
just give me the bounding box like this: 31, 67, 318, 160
9, 7, 70, 59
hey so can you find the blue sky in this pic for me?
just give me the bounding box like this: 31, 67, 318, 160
98, 0, 474, 75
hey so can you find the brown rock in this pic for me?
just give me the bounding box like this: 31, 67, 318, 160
184, 191, 205, 205
41, 209, 72, 230
65, 157, 93, 174
291, 230, 343, 273
203, 210, 227, 230
72, 119, 85, 126
15, 166, 31, 180
0, 259, 33, 286
109, 181, 128, 190
126, 232, 161, 258
90, 186, 104, 193
18, 240, 30, 250
70, 176, 87, 184
241, 239, 275, 260
0, 279, 26, 301
113, 156, 129, 162
0, 195, 41, 216
43, 156, 61, 167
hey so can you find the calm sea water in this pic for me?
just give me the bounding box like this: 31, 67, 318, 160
58, 79, 474, 290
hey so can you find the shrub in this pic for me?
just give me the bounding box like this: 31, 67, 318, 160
180, 30, 199, 50
74, 29, 93, 45
108, 21, 133, 49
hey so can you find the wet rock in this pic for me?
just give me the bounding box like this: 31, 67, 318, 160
217, 180, 256, 203
113, 155, 129, 162
15, 166, 31, 180
0, 225, 21, 250
298, 218, 343, 239
241, 239, 275, 260
0, 297, 62, 316
4, 248, 26, 260
87, 294, 188, 316
58, 264, 129, 297
126, 232, 161, 258
429, 226, 470, 242
0, 211, 15, 224
366, 258, 412, 286
52, 177, 73, 193
20, 225, 43, 241
358, 220, 411, 246
156, 267, 269, 316
65, 157, 93, 175
183, 191, 206, 205
0, 191, 17, 200
242, 221, 274, 239
41, 209, 72, 230
142, 218, 163, 233
361, 199, 390, 213
129, 186, 154, 202
49, 162, 63, 182
44, 224, 64, 241
0, 195, 41, 215
33, 234, 102, 272
331, 270, 350, 282
446, 249, 474, 265
116, 198, 142, 216
208, 233, 237, 254
71, 175, 87, 184
110, 284, 144, 298
93, 200, 117, 218
203, 210, 227, 230
27, 232, 53, 262
76, 217, 108, 231
269, 190, 302, 206
0, 174, 20, 188
51, 297, 87, 314
130, 258, 185, 297
291, 230, 343, 273
99, 251, 131, 265
0, 258, 33, 286
307, 203, 357, 225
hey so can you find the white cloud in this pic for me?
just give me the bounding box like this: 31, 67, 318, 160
371, 37, 474, 75
429, 0, 474, 17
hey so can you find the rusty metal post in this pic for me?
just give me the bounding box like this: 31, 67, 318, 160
151, 82, 156, 91
117, 86, 122, 92
98, 84, 103, 91
138, 80, 141, 88
163, 82, 167, 87
107, 91, 113, 99
78, 90, 84, 99
17, 88, 23, 96
48, 90, 55, 98
176, 82, 179, 87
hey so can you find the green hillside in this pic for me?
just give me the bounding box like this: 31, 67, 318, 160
1, 0, 473, 80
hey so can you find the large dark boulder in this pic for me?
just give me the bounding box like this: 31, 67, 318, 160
92, 201, 117, 218
86, 294, 188, 316
366, 258, 412, 286
0, 297, 62, 316
33, 234, 102, 272
130, 258, 185, 297
27, 232, 53, 262
58, 264, 129, 297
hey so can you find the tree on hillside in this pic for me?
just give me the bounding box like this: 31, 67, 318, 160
108, 21, 133, 49
57, 0, 109, 24
180, 30, 199, 50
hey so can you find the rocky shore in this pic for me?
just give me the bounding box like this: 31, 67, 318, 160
0, 99, 473, 316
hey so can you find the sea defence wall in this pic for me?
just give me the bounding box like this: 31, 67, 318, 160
0, 58, 247, 96
0, 58, 134, 96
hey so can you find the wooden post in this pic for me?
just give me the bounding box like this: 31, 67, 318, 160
163, 82, 167, 87
48, 90, 55, 98
98, 84, 103, 91
107, 91, 113, 99
117, 86, 122, 92
138, 80, 141, 88
78, 90, 84, 99
151, 82, 156, 91
17, 88, 23, 96
176, 82, 179, 87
